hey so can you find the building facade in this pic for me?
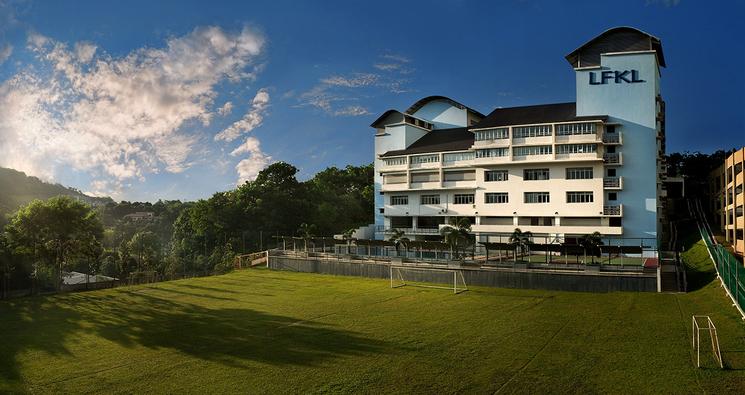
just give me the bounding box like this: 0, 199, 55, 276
372, 27, 666, 247
710, 148, 745, 256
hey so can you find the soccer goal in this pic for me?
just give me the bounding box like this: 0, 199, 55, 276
692, 315, 723, 368
390, 265, 468, 294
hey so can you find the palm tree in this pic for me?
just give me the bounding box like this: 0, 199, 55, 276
388, 229, 410, 257
342, 228, 356, 255
297, 223, 315, 252
579, 232, 604, 264
440, 217, 472, 260
509, 228, 533, 263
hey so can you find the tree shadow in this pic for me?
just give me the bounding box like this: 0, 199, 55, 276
0, 288, 390, 390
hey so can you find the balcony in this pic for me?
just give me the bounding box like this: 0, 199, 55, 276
379, 227, 441, 235
603, 153, 623, 165
603, 205, 623, 216
602, 132, 622, 145
603, 177, 623, 189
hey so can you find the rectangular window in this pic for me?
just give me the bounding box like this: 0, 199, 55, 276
513, 125, 552, 138
476, 148, 508, 158
443, 170, 475, 182
555, 144, 597, 154
513, 145, 552, 156
442, 152, 475, 163
567, 191, 594, 203
523, 168, 550, 181
453, 194, 474, 204
410, 154, 439, 164
485, 170, 508, 182
485, 192, 508, 204
566, 167, 593, 179
420, 195, 440, 205
608, 192, 618, 201
384, 157, 407, 166
390, 195, 408, 205
474, 128, 508, 141
383, 173, 407, 184
410, 172, 438, 183
556, 122, 597, 136
524, 192, 550, 203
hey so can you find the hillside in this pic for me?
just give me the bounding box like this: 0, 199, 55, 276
0, 167, 114, 220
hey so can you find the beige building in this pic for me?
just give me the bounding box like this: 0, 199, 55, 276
711, 148, 744, 256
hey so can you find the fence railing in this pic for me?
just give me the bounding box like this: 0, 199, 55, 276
692, 199, 745, 319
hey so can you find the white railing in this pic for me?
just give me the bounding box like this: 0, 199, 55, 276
603, 177, 622, 189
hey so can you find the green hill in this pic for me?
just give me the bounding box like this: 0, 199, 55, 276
0, 167, 114, 220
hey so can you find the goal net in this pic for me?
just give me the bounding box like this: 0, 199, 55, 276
390, 265, 467, 294
692, 315, 723, 368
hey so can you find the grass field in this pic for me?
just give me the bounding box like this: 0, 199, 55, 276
2, 238, 745, 393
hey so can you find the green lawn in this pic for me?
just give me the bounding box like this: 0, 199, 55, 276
2, 241, 745, 393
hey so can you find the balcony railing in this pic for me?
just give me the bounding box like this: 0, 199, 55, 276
603, 205, 622, 216
603, 133, 621, 144
603, 177, 622, 189
380, 227, 441, 234
603, 153, 621, 165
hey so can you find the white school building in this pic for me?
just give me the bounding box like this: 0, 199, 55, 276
372, 27, 667, 246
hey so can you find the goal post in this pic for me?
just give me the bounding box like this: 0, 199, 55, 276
692, 315, 723, 368
390, 265, 467, 294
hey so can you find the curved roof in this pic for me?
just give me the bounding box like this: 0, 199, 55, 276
404, 95, 485, 118
565, 26, 665, 68
369, 109, 405, 128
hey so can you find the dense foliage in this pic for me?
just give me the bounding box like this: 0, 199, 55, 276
0, 162, 373, 294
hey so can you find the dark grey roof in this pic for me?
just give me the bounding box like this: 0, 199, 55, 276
405, 96, 485, 118
565, 26, 665, 68
473, 102, 606, 129
380, 128, 473, 157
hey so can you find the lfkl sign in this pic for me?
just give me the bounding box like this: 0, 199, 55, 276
589, 70, 644, 85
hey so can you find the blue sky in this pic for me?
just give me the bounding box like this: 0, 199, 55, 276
0, 0, 743, 202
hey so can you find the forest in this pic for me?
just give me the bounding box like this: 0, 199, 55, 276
0, 162, 373, 296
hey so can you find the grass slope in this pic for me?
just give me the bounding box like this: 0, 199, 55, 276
2, 243, 745, 393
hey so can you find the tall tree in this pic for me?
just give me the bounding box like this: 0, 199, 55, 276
5, 196, 104, 291
441, 218, 472, 260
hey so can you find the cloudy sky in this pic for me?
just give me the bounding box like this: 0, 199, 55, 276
0, 0, 743, 202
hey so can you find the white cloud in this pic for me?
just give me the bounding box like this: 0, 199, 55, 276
74, 42, 96, 63
381, 54, 409, 63
334, 105, 370, 116
218, 101, 233, 116
0, 44, 12, 64
231, 136, 272, 184
321, 73, 378, 88
373, 63, 400, 71
0, 26, 265, 193
214, 88, 269, 142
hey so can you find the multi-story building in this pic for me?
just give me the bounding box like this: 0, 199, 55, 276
710, 148, 745, 256
372, 27, 666, 248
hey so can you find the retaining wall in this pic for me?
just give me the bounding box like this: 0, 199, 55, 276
268, 256, 657, 293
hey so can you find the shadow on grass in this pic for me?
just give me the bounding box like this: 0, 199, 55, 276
0, 288, 390, 386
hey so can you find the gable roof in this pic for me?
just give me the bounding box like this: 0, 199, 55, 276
565, 26, 665, 68
473, 102, 606, 129
380, 128, 473, 157
405, 95, 485, 118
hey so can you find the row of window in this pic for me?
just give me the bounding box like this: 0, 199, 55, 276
410, 154, 439, 164
473, 122, 601, 141
513, 125, 552, 138
556, 122, 597, 136
556, 144, 597, 154
387, 167, 596, 185
476, 148, 508, 158
513, 145, 552, 156
389, 143, 599, 165
389, 191, 594, 205
474, 128, 509, 141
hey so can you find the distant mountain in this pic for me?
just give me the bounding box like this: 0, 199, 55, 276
0, 167, 114, 219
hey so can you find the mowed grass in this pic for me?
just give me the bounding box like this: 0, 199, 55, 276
2, 244, 745, 393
